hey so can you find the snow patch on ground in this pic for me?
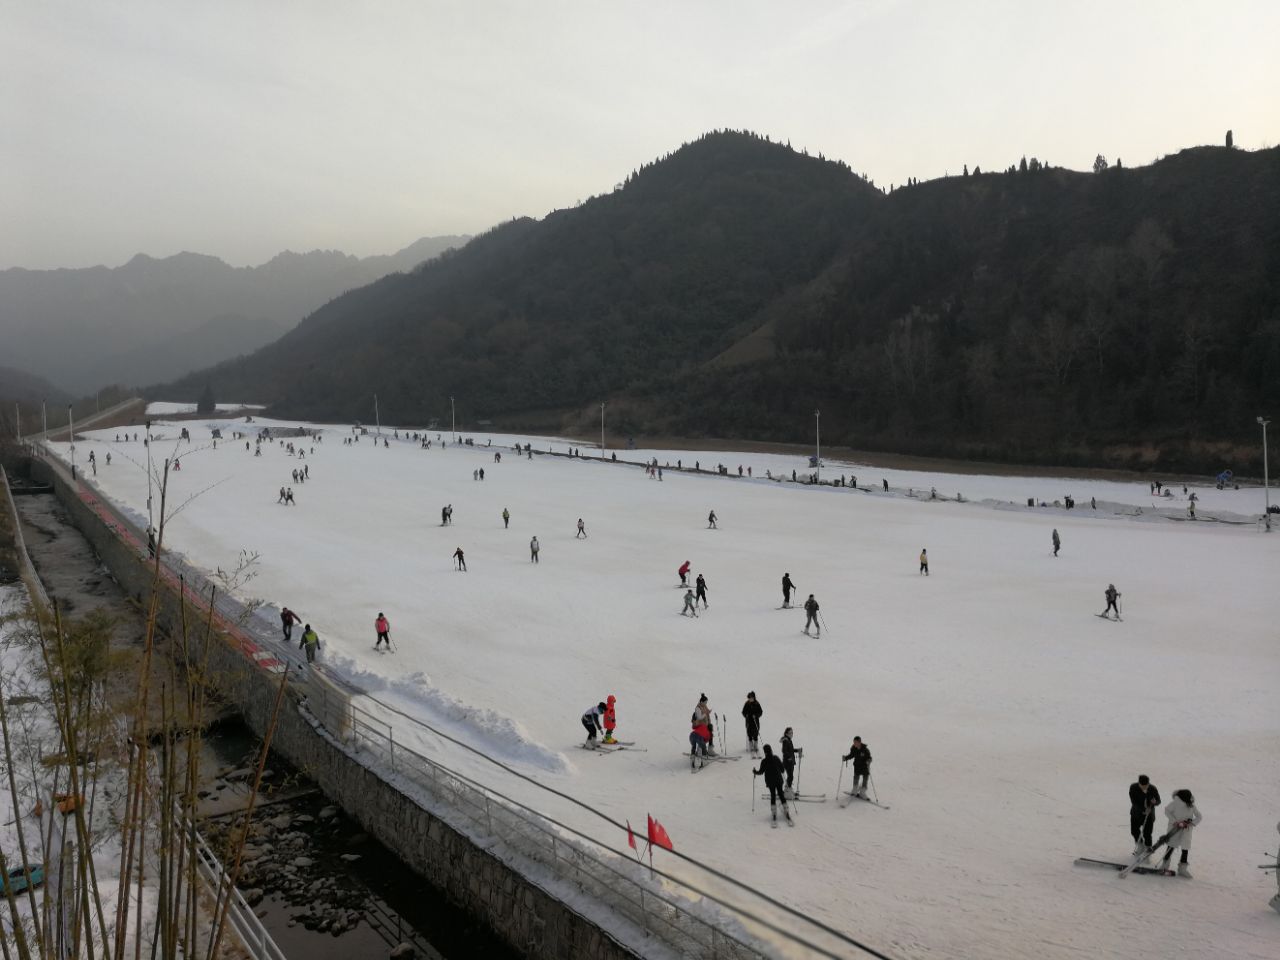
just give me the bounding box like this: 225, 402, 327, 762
144, 401, 266, 415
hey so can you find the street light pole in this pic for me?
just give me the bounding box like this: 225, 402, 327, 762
68, 404, 76, 480
815, 409, 821, 482
1259, 416, 1272, 532
600, 402, 606, 458
450, 396, 456, 438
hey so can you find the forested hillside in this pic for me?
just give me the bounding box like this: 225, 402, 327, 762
163, 132, 1280, 472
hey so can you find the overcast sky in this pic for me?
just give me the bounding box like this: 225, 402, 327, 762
4, 1, 1276, 269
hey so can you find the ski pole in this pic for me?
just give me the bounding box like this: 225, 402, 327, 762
870, 773, 879, 805
819, 612, 829, 634
836, 760, 845, 799
752, 772, 757, 813
795, 751, 803, 794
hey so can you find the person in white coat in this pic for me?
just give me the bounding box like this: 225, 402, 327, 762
1159, 789, 1203, 878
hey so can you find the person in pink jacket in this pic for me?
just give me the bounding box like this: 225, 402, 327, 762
374, 613, 391, 650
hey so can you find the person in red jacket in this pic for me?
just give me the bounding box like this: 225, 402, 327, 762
689, 720, 711, 769
678, 560, 691, 586
602, 695, 617, 744
374, 612, 391, 650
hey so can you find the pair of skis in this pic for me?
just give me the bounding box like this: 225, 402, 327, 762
838, 791, 890, 810
582, 740, 646, 753
761, 792, 827, 803
1075, 825, 1187, 878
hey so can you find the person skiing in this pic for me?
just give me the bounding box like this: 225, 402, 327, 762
842, 736, 872, 799
581, 701, 607, 746
602, 694, 618, 744
781, 573, 795, 608
453, 546, 467, 572
741, 691, 762, 753
802, 594, 820, 636
919, 548, 929, 575
299, 624, 320, 664
678, 560, 691, 586
754, 744, 790, 824
280, 606, 301, 642
1129, 774, 1161, 855
681, 589, 698, 617
1052, 528, 1061, 557
708, 510, 717, 529
502, 507, 510, 529
278, 486, 287, 504
694, 573, 709, 609
1102, 583, 1121, 619
530, 536, 540, 563
576, 518, 586, 539
692, 694, 715, 754
1158, 789, 1203, 878
441, 506, 449, 526
780, 727, 801, 792
689, 719, 711, 768
374, 612, 391, 650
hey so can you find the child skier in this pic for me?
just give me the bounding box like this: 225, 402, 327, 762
678, 560, 691, 586
602, 695, 618, 744
681, 589, 698, 617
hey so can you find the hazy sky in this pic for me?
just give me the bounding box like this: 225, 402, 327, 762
5, 1, 1277, 269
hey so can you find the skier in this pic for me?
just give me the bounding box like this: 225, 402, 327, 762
285, 487, 295, 504
441, 506, 449, 526
1158, 789, 1203, 878
1129, 774, 1161, 855
689, 719, 711, 768
280, 606, 301, 642
1052, 528, 1061, 557
708, 510, 717, 529
374, 612, 391, 650
479, 468, 485, 481
695, 573, 709, 609
453, 547, 467, 572
602, 694, 618, 744
754, 744, 790, 824
278, 486, 287, 504
842, 736, 872, 799
780, 727, 801, 792
503, 507, 510, 529
530, 536, 540, 563
1102, 583, 1121, 619
681, 589, 698, 617
678, 560, 691, 586
802, 594, 820, 636
576, 518, 586, 539
299, 624, 320, 664
919, 548, 929, 575
692, 694, 715, 754
581, 701, 607, 746
742, 691, 762, 753
781, 573, 795, 609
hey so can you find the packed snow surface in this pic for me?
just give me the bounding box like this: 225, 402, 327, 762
55, 419, 1279, 959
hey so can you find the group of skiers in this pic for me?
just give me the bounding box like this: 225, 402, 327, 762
1128, 774, 1202, 877
581, 695, 619, 745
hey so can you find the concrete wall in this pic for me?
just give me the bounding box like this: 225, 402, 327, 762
32, 459, 643, 960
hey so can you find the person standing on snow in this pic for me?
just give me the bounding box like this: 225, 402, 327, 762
780, 727, 801, 792
781, 573, 796, 608
1052, 528, 1061, 557
689, 719, 711, 768
692, 694, 715, 754
1102, 583, 1121, 619
280, 606, 301, 642
1158, 789, 1203, 878
741, 691, 762, 753
530, 536, 540, 563
453, 547, 467, 572
374, 612, 391, 650
919, 548, 929, 575
299, 624, 320, 664
576, 518, 587, 539
581, 701, 607, 746
602, 695, 618, 744
502, 507, 510, 529
1129, 774, 1161, 855
802, 594, 820, 636
678, 560, 691, 586
708, 510, 717, 529
681, 589, 699, 617
754, 745, 790, 823
695, 573, 709, 609
842, 736, 872, 799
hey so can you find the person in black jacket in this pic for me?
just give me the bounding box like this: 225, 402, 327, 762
1129, 774, 1161, 854
781, 573, 795, 608
741, 692, 763, 753
843, 736, 872, 799
780, 727, 801, 792
754, 744, 790, 823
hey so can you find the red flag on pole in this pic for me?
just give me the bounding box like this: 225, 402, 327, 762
647, 814, 674, 851
627, 820, 637, 851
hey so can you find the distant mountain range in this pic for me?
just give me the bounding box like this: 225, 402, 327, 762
159, 131, 1280, 472
0, 235, 468, 393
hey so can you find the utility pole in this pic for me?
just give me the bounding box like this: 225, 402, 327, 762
600, 402, 606, 458
1260, 416, 1272, 532
42, 400, 47, 442
146, 420, 154, 532
450, 396, 456, 437
374, 394, 381, 437
68, 404, 76, 480
814, 408, 821, 482
14, 402, 19, 443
